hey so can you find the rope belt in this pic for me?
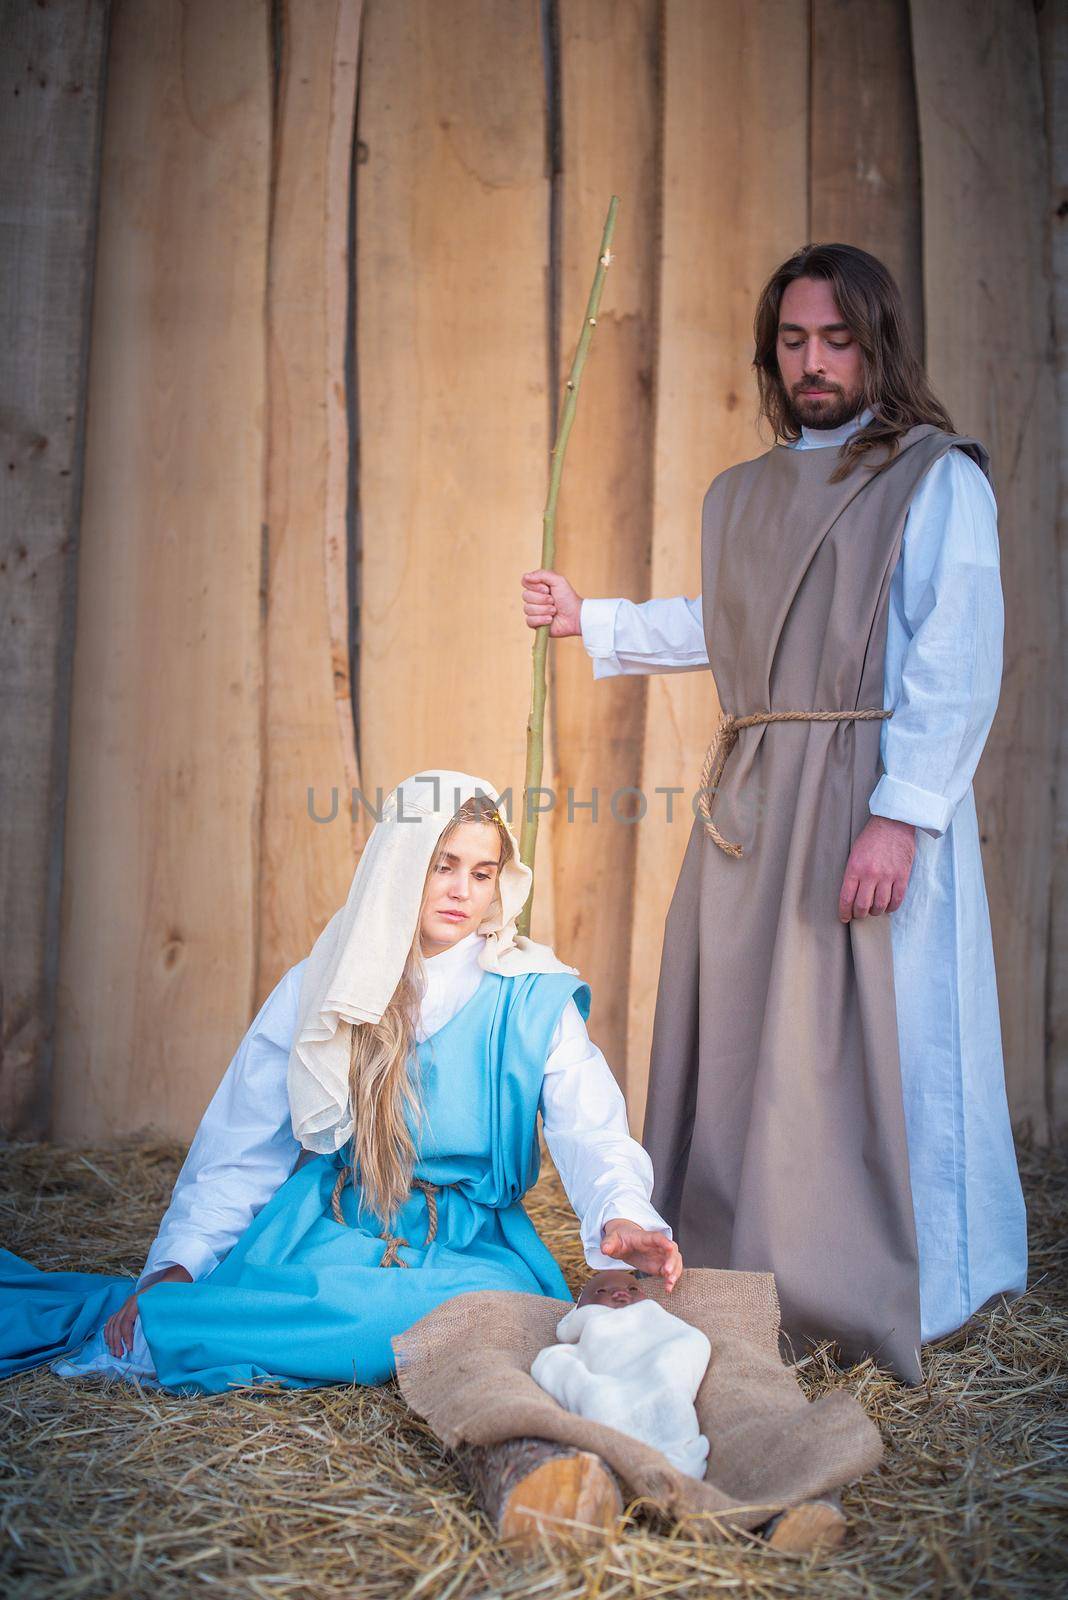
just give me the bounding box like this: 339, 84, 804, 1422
697, 706, 892, 858
329, 1166, 444, 1268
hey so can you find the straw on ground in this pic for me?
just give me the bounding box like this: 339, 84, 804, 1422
1, 1138, 1064, 1599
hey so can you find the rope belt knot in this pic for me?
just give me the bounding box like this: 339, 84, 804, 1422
329, 1166, 445, 1268
698, 706, 892, 858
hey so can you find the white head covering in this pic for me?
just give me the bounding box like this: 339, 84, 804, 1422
287, 768, 578, 1152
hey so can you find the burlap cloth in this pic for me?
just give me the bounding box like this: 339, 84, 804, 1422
393, 1270, 883, 1528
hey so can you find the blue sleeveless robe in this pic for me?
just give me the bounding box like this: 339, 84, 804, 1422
0, 969, 590, 1392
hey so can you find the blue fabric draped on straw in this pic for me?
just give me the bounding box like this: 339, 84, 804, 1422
0, 1254, 132, 1378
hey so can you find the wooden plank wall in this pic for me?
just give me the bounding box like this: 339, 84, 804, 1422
354, 0, 559, 942
51, 0, 272, 1141
911, 0, 1059, 1139
1039, 0, 1068, 1139
258, 0, 365, 1007
810, 0, 923, 347
9, 0, 1062, 1142
551, 0, 659, 1086
0, 0, 109, 1135
625, 0, 809, 1131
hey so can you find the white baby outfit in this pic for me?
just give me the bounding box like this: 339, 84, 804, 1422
530, 1298, 711, 1479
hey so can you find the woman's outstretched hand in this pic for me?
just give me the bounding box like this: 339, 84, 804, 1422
103, 1263, 192, 1358
600, 1218, 683, 1292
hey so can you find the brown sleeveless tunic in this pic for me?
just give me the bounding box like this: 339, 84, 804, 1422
643, 425, 990, 1384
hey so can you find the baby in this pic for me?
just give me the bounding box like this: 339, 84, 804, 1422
530, 1269, 711, 1479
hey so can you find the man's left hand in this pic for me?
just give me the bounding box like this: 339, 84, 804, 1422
838, 816, 916, 922
600, 1218, 683, 1291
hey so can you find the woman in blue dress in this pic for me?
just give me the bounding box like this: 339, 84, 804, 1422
2, 769, 681, 1394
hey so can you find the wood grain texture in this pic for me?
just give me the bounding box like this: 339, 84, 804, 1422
764, 1496, 847, 1554
552, 0, 659, 1088
0, 0, 109, 1134
910, 0, 1058, 1137
457, 1438, 621, 1545
627, 0, 809, 1133
259, 0, 365, 1008
1039, 0, 1068, 1137
51, 0, 271, 1141
323, 0, 364, 843
355, 0, 557, 941
810, 0, 923, 347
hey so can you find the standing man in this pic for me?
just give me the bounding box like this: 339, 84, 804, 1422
521, 244, 1026, 1382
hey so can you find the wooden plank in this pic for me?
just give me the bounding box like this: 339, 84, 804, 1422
52, 0, 271, 1142
551, 0, 660, 1088
323, 0, 365, 843
626, 0, 809, 1133
0, 0, 109, 1135
910, 0, 1058, 1138
1039, 0, 1068, 1138
355, 0, 556, 940
0, 0, 110, 1137
810, 0, 923, 348
456, 1439, 622, 1546
258, 0, 365, 1007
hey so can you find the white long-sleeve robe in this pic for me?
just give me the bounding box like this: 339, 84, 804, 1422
579, 413, 1027, 1343
55, 930, 670, 1380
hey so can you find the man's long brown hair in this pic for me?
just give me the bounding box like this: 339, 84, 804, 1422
753, 243, 954, 481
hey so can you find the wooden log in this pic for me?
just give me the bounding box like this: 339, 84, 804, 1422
51, 0, 271, 1141
626, 0, 809, 1134
551, 0, 660, 1090
355, 0, 558, 942
259, 0, 366, 1007
461, 1439, 846, 1554
456, 1438, 622, 1547
1039, 0, 1068, 1138
0, 0, 109, 1134
910, 0, 1059, 1137
810, 0, 924, 349
763, 1494, 847, 1555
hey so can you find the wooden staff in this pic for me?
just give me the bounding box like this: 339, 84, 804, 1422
517, 196, 619, 938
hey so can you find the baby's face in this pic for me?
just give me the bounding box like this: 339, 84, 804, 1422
577, 1270, 644, 1310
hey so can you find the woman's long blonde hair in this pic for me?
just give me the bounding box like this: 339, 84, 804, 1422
345, 794, 514, 1224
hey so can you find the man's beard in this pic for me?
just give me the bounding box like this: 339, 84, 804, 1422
785, 383, 865, 432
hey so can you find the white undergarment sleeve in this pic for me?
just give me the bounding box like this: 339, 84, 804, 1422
868, 449, 1003, 837
580, 595, 706, 680
540, 999, 671, 1269
423, 935, 673, 1269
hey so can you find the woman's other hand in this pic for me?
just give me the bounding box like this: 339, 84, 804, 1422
521, 569, 584, 637
600, 1218, 683, 1292
103, 1263, 192, 1358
